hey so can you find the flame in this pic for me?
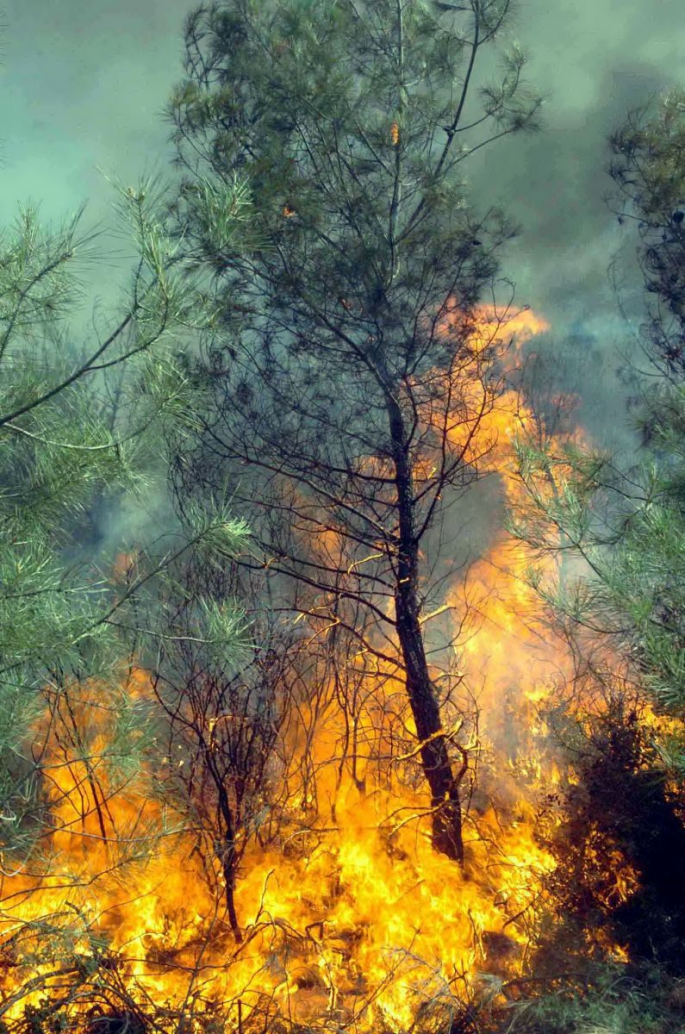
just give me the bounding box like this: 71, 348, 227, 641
112, 551, 139, 580
0, 676, 554, 1031
0, 301, 642, 1032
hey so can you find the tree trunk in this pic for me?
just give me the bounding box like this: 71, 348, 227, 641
223, 853, 243, 944
386, 395, 464, 864
215, 778, 243, 942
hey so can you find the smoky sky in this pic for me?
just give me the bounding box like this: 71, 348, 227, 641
3, 0, 683, 451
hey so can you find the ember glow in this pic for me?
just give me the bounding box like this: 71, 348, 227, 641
0, 305, 625, 1034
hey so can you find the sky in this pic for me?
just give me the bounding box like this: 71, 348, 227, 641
2, 0, 684, 449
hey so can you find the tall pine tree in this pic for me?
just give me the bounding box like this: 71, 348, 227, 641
163, 0, 545, 861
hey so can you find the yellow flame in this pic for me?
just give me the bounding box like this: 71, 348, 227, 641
0, 301, 634, 1033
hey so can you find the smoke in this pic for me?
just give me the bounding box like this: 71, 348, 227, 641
0, 0, 679, 468
464, 41, 685, 455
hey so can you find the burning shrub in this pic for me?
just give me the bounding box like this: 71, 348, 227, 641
529, 691, 685, 979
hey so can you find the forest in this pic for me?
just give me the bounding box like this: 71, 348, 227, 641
1, 1, 685, 1032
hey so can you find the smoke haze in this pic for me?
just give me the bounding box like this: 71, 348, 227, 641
3, 0, 682, 454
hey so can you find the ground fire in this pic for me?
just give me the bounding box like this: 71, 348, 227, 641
0, 306, 654, 1034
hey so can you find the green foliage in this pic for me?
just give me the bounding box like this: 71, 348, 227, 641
166, 0, 545, 335
508, 963, 685, 1034
0, 176, 253, 854
510, 373, 685, 720
608, 87, 685, 223
607, 87, 685, 375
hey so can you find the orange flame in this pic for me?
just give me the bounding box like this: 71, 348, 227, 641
0, 301, 637, 1033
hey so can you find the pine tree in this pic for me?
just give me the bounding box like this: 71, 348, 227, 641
163, 0, 546, 862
